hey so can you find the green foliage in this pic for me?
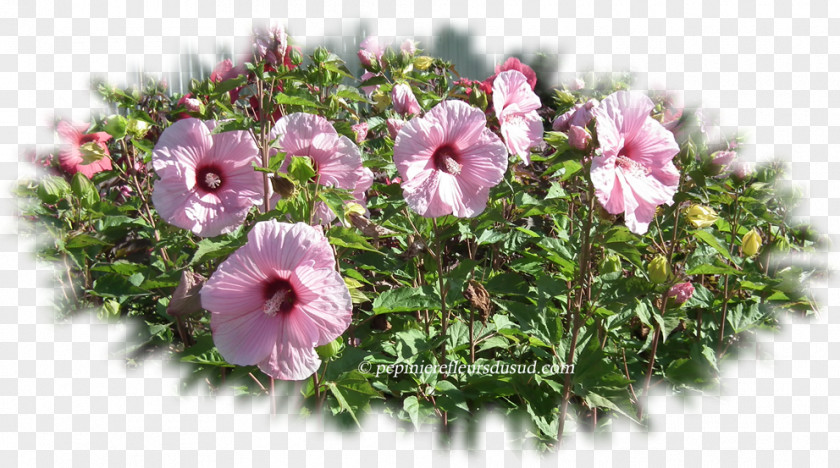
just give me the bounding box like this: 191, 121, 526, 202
18, 31, 824, 450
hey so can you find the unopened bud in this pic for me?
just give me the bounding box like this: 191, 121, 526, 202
741, 229, 762, 257
647, 255, 670, 284
685, 204, 718, 229
666, 282, 694, 306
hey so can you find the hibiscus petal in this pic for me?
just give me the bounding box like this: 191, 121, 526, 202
290, 266, 352, 346
210, 307, 280, 366
625, 117, 680, 169
258, 340, 322, 381
492, 70, 541, 118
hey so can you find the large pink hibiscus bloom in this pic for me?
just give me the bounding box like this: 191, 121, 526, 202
394, 100, 507, 218
56, 121, 113, 178
492, 70, 544, 165
201, 221, 352, 381
270, 113, 372, 224
151, 118, 263, 237
590, 91, 680, 235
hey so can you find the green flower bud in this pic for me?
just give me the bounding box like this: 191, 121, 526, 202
599, 254, 622, 275
413, 56, 434, 70
126, 119, 151, 139
647, 255, 670, 284
290, 48, 303, 66
315, 337, 343, 360
313, 46, 329, 63
742, 228, 762, 257
685, 204, 718, 229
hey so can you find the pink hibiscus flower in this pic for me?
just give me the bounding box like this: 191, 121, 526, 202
360, 71, 381, 96
590, 91, 681, 235
201, 220, 352, 381
391, 83, 422, 117
270, 113, 373, 223
482, 57, 537, 92
56, 121, 113, 178
393, 100, 507, 218
492, 70, 544, 165
151, 118, 264, 237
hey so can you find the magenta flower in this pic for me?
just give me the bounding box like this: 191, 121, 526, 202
210, 59, 242, 83
358, 36, 385, 69
151, 118, 264, 237
666, 282, 695, 305
492, 70, 544, 165
391, 83, 422, 117
590, 91, 680, 235
56, 121, 113, 178
393, 100, 507, 218
270, 113, 372, 224
201, 220, 352, 381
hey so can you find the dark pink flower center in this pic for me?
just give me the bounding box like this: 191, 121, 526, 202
432, 144, 463, 176
196, 165, 224, 192
78, 134, 99, 145
262, 278, 298, 317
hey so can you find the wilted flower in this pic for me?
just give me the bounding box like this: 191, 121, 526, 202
360, 71, 381, 96
666, 282, 694, 305
151, 118, 263, 237
252, 23, 289, 66
590, 91, 680, 235
56, 121, 113, 178
177, 93, 201, 113
647, 255, 670, 284
742, 228, 762, 257
492, 70, 544, 165
201, 221, 352, 381
685, 204, 718, 228
393, 100, 507, 218
391, 83, 422, 116
167, 270, 206, 318
552, 99, 598, 132
568, 125, 591, 151
707, 150, 737, 176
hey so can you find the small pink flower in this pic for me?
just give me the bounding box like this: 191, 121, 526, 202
569, 77, 585, 91
400, 39, 417, 55
177, 93, 201, 113
351, 122, 369, 144
492, 70, 543, 165
393, 100, 507, 218
151, 118, 264, 237
56, 121, 113, 178
386, 118, 405, 139
201, 220, 352, 381
391, 83, 422, 116
270, 113, 372, 224
666, 282, 694, 305
590, 91, 680, 235
358, 36, 385, 69
482, 57, 537, 92
732, 161, 753, 180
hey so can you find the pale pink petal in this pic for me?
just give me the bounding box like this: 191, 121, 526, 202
401, 168, 447, 217
258, 340, 321, 381
210, 308, 280, 366
457, 130, 508, 186
499, 111, 543, 162
619, 169, 676, 235
152, 118, 212, 174
624, 117, 680, 169
593, 91, 655, 157
289, 266, 352, 346
392, 83, 422, 116
492, 70, 540, 117
591, 154, 618, 212
246, 221, 334, 275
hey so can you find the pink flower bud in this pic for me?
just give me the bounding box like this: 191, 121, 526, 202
391, 83, 421, 116
351, 122, 369, 144
400, 39, 417, 55
387, 118, 406, 139
568, 126, 591, 150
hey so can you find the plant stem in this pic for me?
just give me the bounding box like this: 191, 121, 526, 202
557, 190, 596, 443
432, 218, 449, 365
718, 189, 742, 356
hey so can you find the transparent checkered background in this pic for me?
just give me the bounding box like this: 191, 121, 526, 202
3, 0, 839, 466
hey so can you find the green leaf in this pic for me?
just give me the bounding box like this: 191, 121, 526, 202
403, 396, 420, 429
685, 263, 742, 276
326, 370, 381, 427
359, 75, 388, 87
190, 237, 243, 265
275, 92, 325, 109
102, 114, 127, 139
693, 229, 737, 264
327, 226, 380, 253
372, 286, 440, 314
287, 156, 317, 183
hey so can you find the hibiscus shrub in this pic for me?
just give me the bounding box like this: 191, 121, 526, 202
18, 26, 824, 448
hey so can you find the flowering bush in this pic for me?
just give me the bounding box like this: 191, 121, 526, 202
18, 26, 824, 448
